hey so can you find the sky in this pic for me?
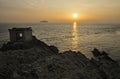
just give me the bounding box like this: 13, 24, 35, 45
0, 0, 120, 23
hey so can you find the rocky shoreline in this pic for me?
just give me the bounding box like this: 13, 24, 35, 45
0, 37, 120, 79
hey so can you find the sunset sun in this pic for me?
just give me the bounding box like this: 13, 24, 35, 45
73, 13, 78, 18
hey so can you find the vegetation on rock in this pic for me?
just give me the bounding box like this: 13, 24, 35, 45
0, 39, 120, 79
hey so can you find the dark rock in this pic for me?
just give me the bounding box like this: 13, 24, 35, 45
91, 48, 120, 79
92, 48, 102, 57
49, 45, 59, 54
0, 38, 120, 79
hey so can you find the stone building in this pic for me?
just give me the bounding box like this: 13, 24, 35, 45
9, 27, 33, 42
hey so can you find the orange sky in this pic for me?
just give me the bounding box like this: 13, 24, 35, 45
0, 0, 120, 23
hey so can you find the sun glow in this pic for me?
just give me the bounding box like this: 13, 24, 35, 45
73, 13, 78, 18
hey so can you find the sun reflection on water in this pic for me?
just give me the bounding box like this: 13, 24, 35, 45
71, 22, 79, 50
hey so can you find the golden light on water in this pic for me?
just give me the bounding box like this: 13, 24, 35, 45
71, 22, 79, 50
73, 22, 77, 29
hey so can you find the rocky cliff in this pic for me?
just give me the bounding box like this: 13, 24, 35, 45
0, 38, 120, 79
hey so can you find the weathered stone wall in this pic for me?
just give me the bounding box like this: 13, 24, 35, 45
23, 30, 32, 41
9, 30, 16, 42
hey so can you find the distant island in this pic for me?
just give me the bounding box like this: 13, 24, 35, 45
40, 20, 48, 23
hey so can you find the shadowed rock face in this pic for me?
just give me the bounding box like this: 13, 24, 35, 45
0, 39, 120, 79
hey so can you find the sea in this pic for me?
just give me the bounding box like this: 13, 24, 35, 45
0, 22, 120, 59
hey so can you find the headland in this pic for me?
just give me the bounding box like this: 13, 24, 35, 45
0, 27, 120, 79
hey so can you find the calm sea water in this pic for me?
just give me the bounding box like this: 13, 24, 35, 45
0, 23, 120, 59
